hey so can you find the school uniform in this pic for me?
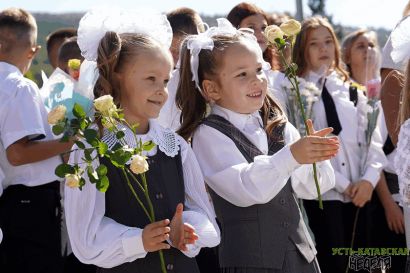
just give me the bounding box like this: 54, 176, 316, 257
302, 71, 387, 273
192, 104, 336, 273
368, 107, 407, 273
0, 61, 63, 273
64, 120, 220, 272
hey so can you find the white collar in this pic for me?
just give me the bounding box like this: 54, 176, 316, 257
101, 119, 181, 157
0, 62, 22, 75
211, 104, 263, 131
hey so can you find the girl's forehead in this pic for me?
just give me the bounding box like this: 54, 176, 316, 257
306, 26, 333, 42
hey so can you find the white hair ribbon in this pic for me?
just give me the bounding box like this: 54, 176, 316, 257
185, 18, 256, 92
391, 16, 410, 64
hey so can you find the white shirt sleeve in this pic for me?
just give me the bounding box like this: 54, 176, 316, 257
192, 122, 335, 207
361, 120, 388, 187
177, 136, 220, 257
1, 84, 45, 149
65, 146, 147, 268
285, 124, 336, 199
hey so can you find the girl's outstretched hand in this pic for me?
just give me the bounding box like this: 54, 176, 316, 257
142, 219, 171, 252
290, 119, 339, 164
169, 203, 198, 251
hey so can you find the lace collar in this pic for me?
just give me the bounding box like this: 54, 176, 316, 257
101, 119, 181, 157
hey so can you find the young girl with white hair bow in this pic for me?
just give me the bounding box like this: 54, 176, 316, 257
64, 9, 220, 273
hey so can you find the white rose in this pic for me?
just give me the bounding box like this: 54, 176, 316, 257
102, 117, 117, 130
65, 174, 81, 188
94, 95, 116, 115
280, 19, 302, 36
47, 105, 66, 125
264, 25, 284, 44
130, 155, 149, 174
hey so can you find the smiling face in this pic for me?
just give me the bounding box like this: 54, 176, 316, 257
117, 47, 173, 128
204, 38, 267, 114
305, 26, 336, 73
239, 14, 268, 52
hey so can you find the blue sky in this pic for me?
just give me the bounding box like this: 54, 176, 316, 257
2, 0, 405, 29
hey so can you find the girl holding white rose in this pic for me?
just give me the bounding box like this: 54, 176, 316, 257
63, 9, 220, 273
176, 18, 338, 273
286, 16, 387, 273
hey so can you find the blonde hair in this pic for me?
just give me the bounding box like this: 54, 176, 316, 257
0, 8, 37, 53
293, 16, 349, 80
94, 32, 171, 102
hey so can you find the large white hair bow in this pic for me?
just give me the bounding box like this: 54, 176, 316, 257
391, 16, 410, 64
77, 7, 172, 62
186, 18, 258, 92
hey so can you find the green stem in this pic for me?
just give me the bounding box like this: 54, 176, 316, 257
122, 169, 153, 222
141, 172, 156, 222
278, 49, 323, 209
159, 250, 166, 273
125, 168, 147, 195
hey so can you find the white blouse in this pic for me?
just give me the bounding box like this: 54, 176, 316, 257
395, 119, 410, 207
192, 104, 336, 207
65, 120, 220, 268
307, 72, 387, 202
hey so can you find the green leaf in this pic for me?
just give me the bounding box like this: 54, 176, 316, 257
96, 176, 110, 192
112, 143, 123, 151
84, 149, 93, 162
75, 140, 85, 149
79, 177, 86, 189
73, 103, 86, 119
110, 149, 132, 168
116, 130, 125, 140
52, 124, 65, 135
87, 166, 99, 183
142, 140, 156, 151
84, 129, 98, 144
79, 119, 88, 130
55, 163, 75, 178
96, 164, 108, 177
98, 142, 108, 156
61, 134, 70, 142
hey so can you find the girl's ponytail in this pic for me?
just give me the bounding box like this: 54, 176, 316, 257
176, 39, 208, 141
94, 31, 122, 102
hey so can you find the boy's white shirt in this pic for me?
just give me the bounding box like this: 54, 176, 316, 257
65, 120, 220, 268
0, 62, 62, 190
192, 104, 336, 207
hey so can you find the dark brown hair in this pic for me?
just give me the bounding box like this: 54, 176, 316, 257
46, 28, 77, 54
57, 36, 83, 73
176, 34, 286, 141
167, 7, 204, 36
94, 31, 170, 103
0, 8, 37, 53
226, 2, 279, 70
293, 16, 349, 80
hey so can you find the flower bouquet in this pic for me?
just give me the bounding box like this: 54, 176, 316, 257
48, 95, 168, 273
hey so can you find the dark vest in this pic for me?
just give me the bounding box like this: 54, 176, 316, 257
98, 150, 199, 273
202, 115, 316, 269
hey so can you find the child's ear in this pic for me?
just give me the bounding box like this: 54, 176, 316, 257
202, 79, 221, 102
27, 45, 40, 60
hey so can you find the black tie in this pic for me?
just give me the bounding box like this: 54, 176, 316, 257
321, 80, 342, 135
